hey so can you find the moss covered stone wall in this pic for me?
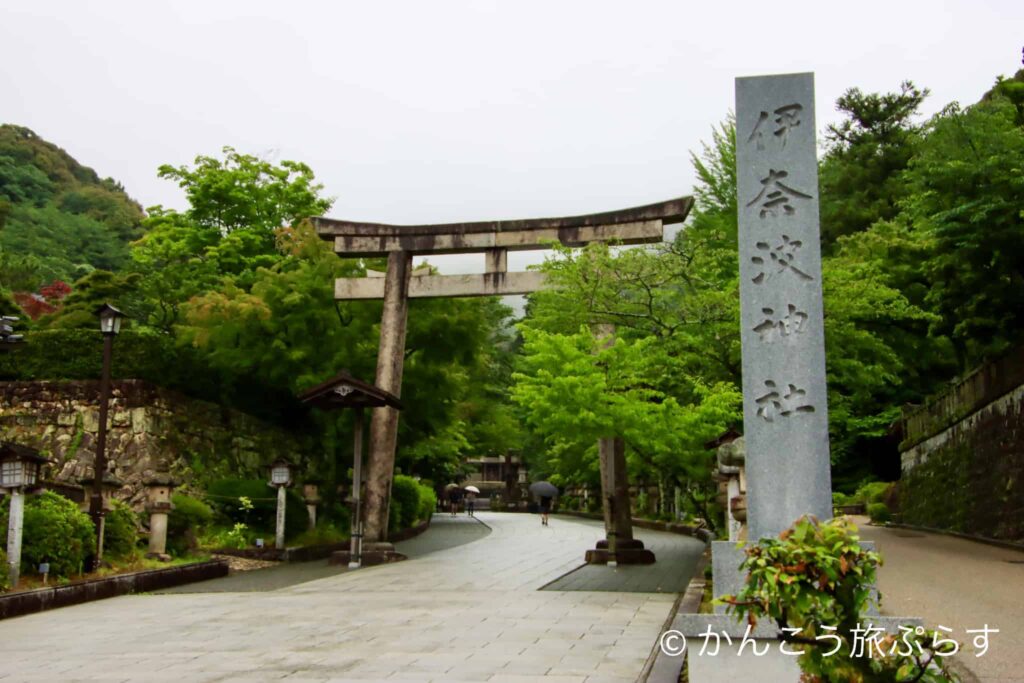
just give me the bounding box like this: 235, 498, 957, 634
899, 361, 1024, 542
0, 380, 315, 510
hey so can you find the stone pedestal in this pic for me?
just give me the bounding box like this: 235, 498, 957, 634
146, 504, 171, 560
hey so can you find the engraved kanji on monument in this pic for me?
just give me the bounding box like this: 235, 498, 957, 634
737, 72, 832, 541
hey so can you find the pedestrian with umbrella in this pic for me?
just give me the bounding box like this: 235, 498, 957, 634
464, 485, 480, 517
529, 481, 558, 526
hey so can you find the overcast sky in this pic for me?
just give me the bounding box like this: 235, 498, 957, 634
2, 1, 1021, 275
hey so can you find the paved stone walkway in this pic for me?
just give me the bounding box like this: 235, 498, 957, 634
0, 512, 699, 683
858, 519, 1024, 683
542, 518, 705, 594
158, 515, 492, 594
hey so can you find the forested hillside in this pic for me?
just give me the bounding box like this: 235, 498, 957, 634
0, 125, 144, 292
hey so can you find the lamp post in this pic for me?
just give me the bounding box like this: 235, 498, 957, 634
1, 442, 48, 588
89, 303, 124, 570
269, 459, 293, 550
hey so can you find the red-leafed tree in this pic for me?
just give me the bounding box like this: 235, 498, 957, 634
39, 280, 71, 302
12, 292, 55, 320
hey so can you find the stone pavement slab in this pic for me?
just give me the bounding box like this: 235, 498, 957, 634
0, 512, 696, 682
541, 517, 705, 593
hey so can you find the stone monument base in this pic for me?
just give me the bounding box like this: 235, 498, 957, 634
329, 542, 407, 567
675, 614, 921, 683
585, 539, 656, 564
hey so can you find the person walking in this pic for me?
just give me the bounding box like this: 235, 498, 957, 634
539, 495, 552, 526
447, 486, 460, 517
465, 490, 476, 517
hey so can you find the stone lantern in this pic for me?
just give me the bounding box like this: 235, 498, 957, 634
78, 471, 124, 513
144, 474, 177, 559
302, 482, 320, 531
267, 459, 294, 551
1, 442, 48, 587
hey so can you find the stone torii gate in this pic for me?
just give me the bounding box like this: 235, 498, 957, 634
313, 196, 693, 545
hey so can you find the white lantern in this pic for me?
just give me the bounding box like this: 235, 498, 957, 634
0, 444, 46, 489
97, 303, 124, 335
270, 460, 292, 486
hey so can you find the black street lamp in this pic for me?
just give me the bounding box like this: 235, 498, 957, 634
89, 303, 124, 570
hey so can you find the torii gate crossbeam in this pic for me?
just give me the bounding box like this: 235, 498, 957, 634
314, 196, 694, 544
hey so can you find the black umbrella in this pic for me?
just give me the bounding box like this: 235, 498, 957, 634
529, 481, 558, 498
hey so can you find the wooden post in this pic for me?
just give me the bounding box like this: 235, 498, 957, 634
363, 251, 413, 542
349, 407, 364, 567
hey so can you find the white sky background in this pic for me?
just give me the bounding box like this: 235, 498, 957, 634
1, 0, 1022, 278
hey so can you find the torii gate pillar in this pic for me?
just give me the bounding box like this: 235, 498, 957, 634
364, 250, 413, 543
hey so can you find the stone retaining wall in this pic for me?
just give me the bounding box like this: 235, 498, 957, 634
0, 380, 314, 510
898, 346, 1024, 542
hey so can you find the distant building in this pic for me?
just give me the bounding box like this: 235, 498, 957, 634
463, 451, 528, 499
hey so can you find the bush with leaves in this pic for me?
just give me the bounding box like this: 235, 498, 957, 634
103, 499, 139, 560
416, 481, 437, 524
388, 476, 437, 531
722, 516, 958, 682
167, 494, 213, 556
0, 547, 9, 591
206, 478, 307, 539
856, 481, 892, 506
868, 502, 892, 525
0, 491, 94, 578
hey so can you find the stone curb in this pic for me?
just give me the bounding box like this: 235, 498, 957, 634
0, 559, 229, 621
641, 548, 710, 683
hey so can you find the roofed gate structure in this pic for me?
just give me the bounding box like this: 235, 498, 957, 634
314, 197, 694, 547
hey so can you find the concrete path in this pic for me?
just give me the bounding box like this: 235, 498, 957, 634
0, 512, 699, 683
158, 515, 492, 594
858, 519, 1024, 683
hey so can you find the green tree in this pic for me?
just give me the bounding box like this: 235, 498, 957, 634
819, 82, 929, 250
904, 96, 1024, 364
157, 146, 333, 240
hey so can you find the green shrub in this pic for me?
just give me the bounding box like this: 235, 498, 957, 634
387, 499, 404, 535
206, 478, 306, 539
319, 501, 351, 534
854, 481, 890, 505
167, 494, 213, 556
103, 499, 139, 560
416, 482, 436, 524
0, 491, 94, 578
722, 516, 958, 682
832, 491, 851, 507
293, 521, 347, 547
390, 476, 420, 529
0, 547, 9, 591
867, 502, 892, 524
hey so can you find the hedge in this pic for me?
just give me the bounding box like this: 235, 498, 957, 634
0, 491, 95, 578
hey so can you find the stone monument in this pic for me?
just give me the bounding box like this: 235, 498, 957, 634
673, 71, 919, 683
